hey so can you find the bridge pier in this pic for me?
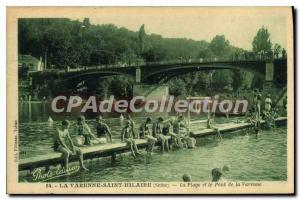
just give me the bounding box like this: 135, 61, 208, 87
265, 62, 274, 82
135, 67, 141, 83
263, 62, 276, 98
132, 83, 169, 117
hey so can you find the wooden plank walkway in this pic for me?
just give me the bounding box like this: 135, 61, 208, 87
19, 117, 287, 171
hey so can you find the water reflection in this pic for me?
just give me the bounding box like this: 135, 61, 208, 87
19, 102, 287, 182
19, 115, 287, 182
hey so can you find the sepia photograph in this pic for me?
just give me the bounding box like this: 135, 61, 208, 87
6, 6, 294, 194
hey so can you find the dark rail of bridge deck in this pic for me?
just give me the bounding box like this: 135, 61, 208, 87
19, 117, 287, 171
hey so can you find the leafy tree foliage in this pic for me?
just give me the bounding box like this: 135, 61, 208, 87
19, 18, 241, 68
168, 78, 188, 97
138, 24, 146, 54
19, 18, 266, 99
273, 43, 282, 58
252, 27, 272, 55
209, 35, 230, 57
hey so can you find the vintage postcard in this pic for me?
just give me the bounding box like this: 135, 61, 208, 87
7, 7, 294, 194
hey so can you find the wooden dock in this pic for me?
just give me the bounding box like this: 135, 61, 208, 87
19, 117, 287, 171
191, 117, 287, 137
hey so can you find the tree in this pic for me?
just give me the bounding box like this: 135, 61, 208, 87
212, 70, 233, 91
19, 18, 250, 99
168, 78, 187, 97
138, 24, 146, 54
208, 35, 229, 57
252, 27, 272, 56
273, 43, 282, 58
198, 48, 214, 60
108, 76, 133, 99
83, 18, 90, 28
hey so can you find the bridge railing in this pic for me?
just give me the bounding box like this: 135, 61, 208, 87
38, 56, 287, 73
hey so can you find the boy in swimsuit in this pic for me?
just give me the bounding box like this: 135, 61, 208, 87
121, 121, 142, 158
152, 117, 169, 153
76, 115, 99, 146
126, 114, 137, 139
53, 120, 88, 171
264, 94, 272, 113
139, 117, 157, 153
161, 118, 179, 149
175, 115, 196, 148
96, 115, 113, 143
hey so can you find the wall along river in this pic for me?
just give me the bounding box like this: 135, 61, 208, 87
19, 117, 287, 182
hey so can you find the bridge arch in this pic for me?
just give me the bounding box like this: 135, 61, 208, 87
62, 70, 135, 89
141, 63, 265, 84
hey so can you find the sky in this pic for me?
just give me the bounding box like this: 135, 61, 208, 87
81, 7, 289, 50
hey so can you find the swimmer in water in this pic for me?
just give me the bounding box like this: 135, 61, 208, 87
211, 168, 222, 182
211, 165, 230, 182
182, 174, 192, 182
254, 127, 259, 137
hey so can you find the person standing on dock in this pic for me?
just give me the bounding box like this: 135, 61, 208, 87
121, 121, 142, 158
264, 94, 272, 113
96, 115, 113, 143
207, 113, 222, 139
119, 113, 124, 128
283, 95, 287, 115
139, 117, 157, 154
253, 89, 262, 129
53, 120, 88, 171
48, 116, 53, 127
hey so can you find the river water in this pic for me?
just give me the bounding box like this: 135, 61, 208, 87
19, 117, 287, 182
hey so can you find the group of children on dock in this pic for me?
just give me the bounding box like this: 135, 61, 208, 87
53, 114, 197, 171
52, 90, 285, 173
